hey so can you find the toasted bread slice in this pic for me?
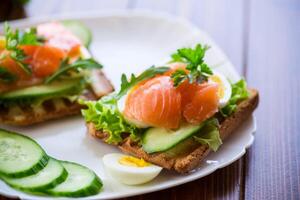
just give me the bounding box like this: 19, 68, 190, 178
0, 70, 113, 126
87, 89, 259, 173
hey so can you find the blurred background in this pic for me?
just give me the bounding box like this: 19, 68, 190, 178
0, 0, 299, 199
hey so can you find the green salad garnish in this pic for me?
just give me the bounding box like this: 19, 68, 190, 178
170, 44, 213, 87
193, 118, 222, 151
220, 79, 249, 117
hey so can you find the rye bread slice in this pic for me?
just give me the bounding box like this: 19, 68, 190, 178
87, 89, 259, 173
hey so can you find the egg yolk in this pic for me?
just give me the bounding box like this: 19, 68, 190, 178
0, 37, 5, 50
118, 156, 151, 167
210, 75, 225, 98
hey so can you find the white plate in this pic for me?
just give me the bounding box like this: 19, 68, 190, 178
0, 11, 256, 200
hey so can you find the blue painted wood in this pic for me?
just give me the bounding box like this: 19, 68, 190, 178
186, 0, 246, 74
128, 0, 179, 14
25, 0, 129, 17
246, 0, 300, 199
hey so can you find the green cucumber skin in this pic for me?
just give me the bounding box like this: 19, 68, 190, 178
3, 154, 49, 179
0, 78, 84, 101
3, 164, 68, 193
44, 160, 103, 197
0, 129, 50, 178
142, 125, 203, 154
46, 175, 102, 197
62, 20, 92, 47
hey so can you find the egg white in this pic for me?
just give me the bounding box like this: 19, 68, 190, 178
209, 71, 232, 108
102, 153, 162, 185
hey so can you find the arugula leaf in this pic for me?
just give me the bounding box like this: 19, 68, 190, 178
170, 69, 188, 87
81, 94, 141, 144
0, 67, 17, 83
4, 22, 42, 75
170, 44, 213, 86
45, 58, 102, 84
220, 79, 249, 117
193, 118, 222, 151
117, 66, 170, 98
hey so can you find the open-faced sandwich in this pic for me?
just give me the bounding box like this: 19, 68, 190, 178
0, 21, 113, 125
81, 44, 259, 173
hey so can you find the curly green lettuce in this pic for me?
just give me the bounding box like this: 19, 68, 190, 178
193, 118, 222, 151
81, 94, 141, 144
220, 79, 249, 117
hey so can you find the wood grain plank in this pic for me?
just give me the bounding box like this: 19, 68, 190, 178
129, 0, 179, 15
121, 160, 244, 200
25, 0, 129, 17
245, 0, 300, 199
185, 0, 246, 74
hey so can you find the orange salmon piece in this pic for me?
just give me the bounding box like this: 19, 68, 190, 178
124, 76, 182, 129
31, 46, 66, 78
37, 22, 82, 52
0, 50, 31, 80
182, 83, 219, 124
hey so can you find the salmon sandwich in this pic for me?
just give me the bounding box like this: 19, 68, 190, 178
0, 21, 113, 125
81, 44, 259, 173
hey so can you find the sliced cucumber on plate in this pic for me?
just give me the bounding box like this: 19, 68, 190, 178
142, 123, 204, 153
0, 129, 49, 178
2, 158, 67, 193
0, 129, 103, 197
46, 161, 102, 197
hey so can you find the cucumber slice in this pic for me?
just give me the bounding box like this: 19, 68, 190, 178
0, 78, 84, 101
62, 21, 92, 47
2, 158, 67, 193
0, 129, 49, 178
142, 123, 204, 153
46, 161, 102, 197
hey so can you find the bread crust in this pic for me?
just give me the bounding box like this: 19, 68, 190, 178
87, 89, 259, 173
0, 71, 114, 126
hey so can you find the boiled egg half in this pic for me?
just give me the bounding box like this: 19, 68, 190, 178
209, 71, 232, 107
102, 153, 162, 185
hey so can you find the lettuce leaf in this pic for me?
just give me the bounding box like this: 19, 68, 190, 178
81, 94, 141, 144
193, 118, 222, 151
220, 79, 249, 117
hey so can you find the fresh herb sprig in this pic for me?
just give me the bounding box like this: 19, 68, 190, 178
117, 66, 170, 98
45, 58, 103, 84
170, 44, 213, 87
3, 22, 42, 75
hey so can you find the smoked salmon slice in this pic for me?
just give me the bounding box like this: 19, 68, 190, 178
124, 76, 182, 129
181, 83, 219, 124
31, 45, 66, 78
37, 22, 82, 53
123, 65, 219, 129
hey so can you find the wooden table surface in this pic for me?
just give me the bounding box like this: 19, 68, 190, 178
0, 0, 299, 199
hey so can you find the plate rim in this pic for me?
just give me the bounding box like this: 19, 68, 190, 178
0, 10, 256, 200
